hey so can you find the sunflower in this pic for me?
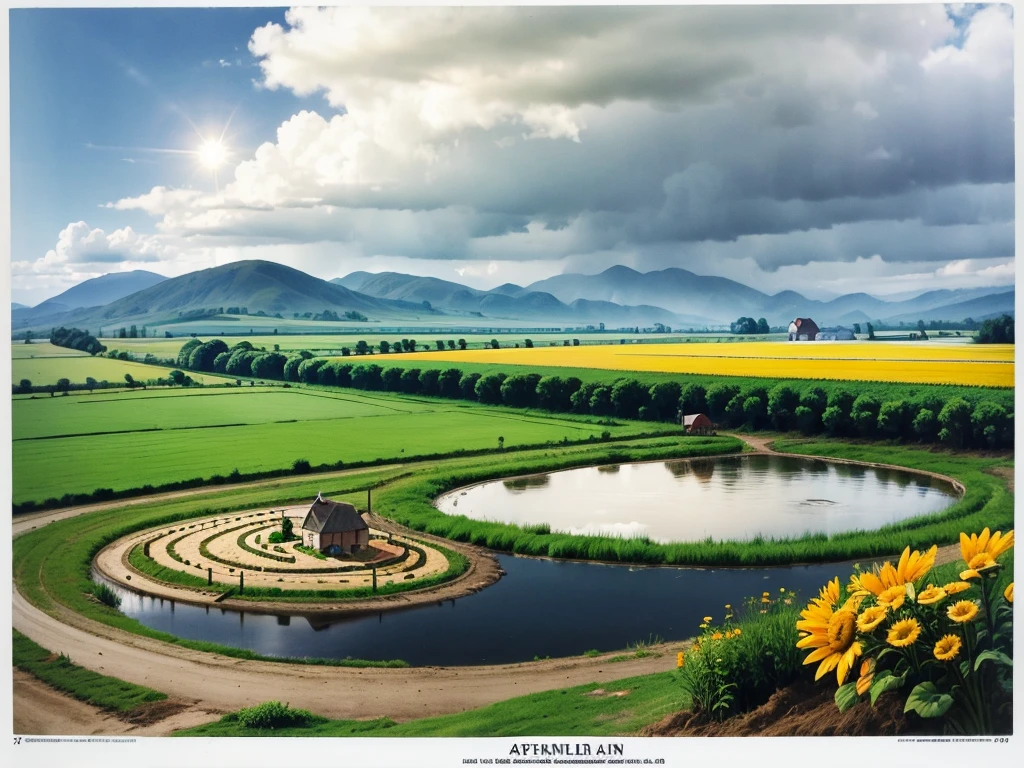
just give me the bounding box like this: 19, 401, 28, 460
933, 635, 962, 662
1005, 582, 1014, 603
677, 651, 685, 668
943, 581, 972, 596
960, 528, 1015, 565
960, 552, 999, 581
856, 658, 875, 696
818, 578, 840, 606
848, 545, 937, 597
703, 616, 713, 623
711, 632, 724, 640
877, 585, 906, 611
917, 585, 947, 605
887, 618, 921, 648
857, 605, 888, 632
733, 628, 742, 637
947, 600, 979, 624
796, 595, 862, 685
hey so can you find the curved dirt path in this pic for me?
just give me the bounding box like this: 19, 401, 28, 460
13, 587, 680, 734
13, 480, 681, 735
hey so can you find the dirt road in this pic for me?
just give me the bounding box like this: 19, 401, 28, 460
12, 587, 681, 735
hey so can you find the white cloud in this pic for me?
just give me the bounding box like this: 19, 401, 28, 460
20, 5, 1015, 302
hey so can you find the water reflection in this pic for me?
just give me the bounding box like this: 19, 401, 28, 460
437, 455, 956, 544
99, 554, 867, 666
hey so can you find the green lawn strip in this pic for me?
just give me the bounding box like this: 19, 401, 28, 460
176, 671, 685, 737
12, 629, 167, 713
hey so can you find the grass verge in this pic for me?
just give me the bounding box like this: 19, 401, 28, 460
176, 671, 685, 737
13, 629, 167, 712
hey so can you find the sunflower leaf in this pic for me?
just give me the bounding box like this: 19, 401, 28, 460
834, 682, 860, 713
869, 672, 905, 706
903, 682, 954, 718
974, 650, 1013, 671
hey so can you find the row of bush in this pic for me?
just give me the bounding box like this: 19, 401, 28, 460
175, 338, 1013, 450
50, 326, 106, 356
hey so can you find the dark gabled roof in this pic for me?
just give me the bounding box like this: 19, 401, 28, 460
301, 495, 367, 534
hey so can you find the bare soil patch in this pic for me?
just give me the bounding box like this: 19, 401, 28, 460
640, 682, 917, 737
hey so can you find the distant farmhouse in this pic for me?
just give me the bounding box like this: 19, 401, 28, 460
816, 327, 856, 341
301, 494, 369, 555
788, 317, 820, 341
682, 413, 714, 435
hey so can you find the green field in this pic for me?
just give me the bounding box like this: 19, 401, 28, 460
12, 348, 229, 387
12, 342, 91, 358
12, 386, 679, 504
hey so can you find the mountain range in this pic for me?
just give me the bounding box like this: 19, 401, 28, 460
10, 260, 1014, 333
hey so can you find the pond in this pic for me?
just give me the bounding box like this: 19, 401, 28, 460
99, 554, 865, 666
435, 455, 958, 543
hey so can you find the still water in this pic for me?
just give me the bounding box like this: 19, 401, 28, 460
104, 554, 866, 666
436, 455, 958, 543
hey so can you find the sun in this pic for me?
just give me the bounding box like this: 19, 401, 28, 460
197, 139, 228, 170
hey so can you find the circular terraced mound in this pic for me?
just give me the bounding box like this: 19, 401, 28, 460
95, 504, 463, 609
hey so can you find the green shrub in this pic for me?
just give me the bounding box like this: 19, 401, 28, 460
232, 701, 326, 730
268, 531, 284, 544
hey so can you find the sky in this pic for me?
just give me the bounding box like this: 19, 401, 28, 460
8, 3, 1016, 306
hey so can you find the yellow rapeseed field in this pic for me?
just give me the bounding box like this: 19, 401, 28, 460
371, 341, 1014, 387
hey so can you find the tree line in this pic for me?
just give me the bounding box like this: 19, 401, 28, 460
976, 314, 1014, 344
176, 338, 1013, 450
50, 327, 106, 356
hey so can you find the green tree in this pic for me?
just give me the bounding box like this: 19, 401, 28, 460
976, 314, 1014, 344
474, 373, 507, 404
570, 382, 600, 414
679, 383, 707, 416
438, 368, 463, 398
971, 401, 1009, 449
457, 338, 467, 350
756, 318, 770, 334
419, 369, 442, 396
850, 394, 882, 438
56, 377, 71, 395
85, 377, 97, 392
436, 340, 446, 351
611, 379, 649, 419
589, 386, 614, 416
767, 384, 800, 431
648, 381, 682, 421
742, 395, 767, 428
821, 406, 845, 436
500, 373, 541, 408
852, 323, 862, 335
382, 366, 403, 391
123, 374, 135, 388
705, 383, 740, 421
866, 322, 875, 340
912, 408, 939, 443
459, 372, 482, 399
490, 338, 500, 349
397, 370, 417, 397
355, 340, 370, 355
379, 340, 391, 354
524, 338, 534, 348
351, 364, 383, 390
18, 378, 32, 393
875, 400, 910, 440
938, 397, 973, 448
